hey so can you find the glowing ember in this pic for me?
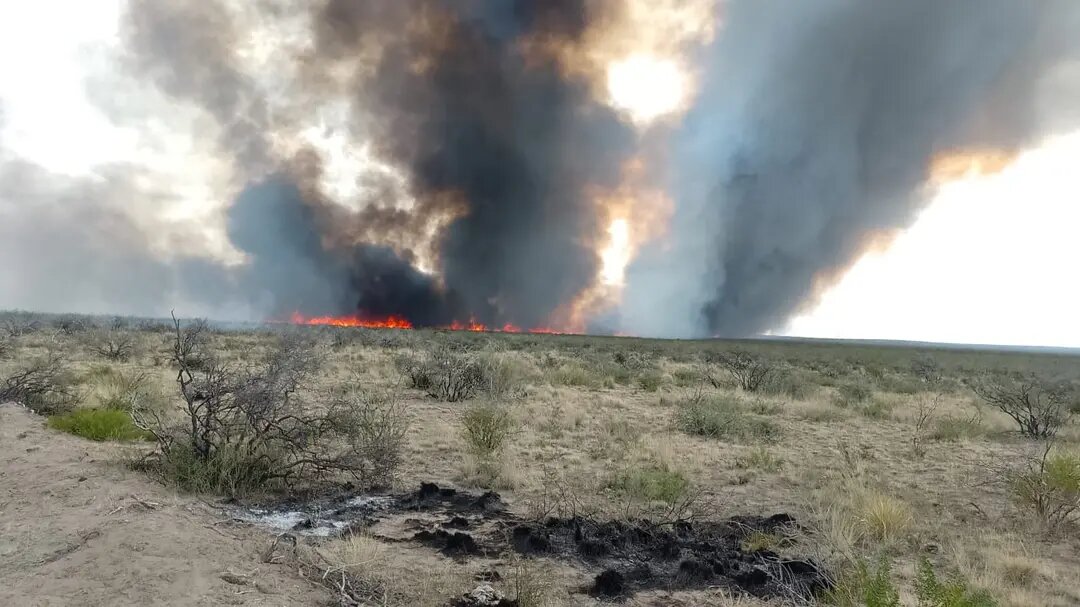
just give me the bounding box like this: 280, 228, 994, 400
285, 312, 567, 335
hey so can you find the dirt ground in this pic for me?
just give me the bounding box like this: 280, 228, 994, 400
0, 403, 327, 607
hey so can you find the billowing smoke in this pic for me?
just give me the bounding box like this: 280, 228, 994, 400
622, 0, 1080, 337
115, 0, 633, 328
1, 0, 1078, 336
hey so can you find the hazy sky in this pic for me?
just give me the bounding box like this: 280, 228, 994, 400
1, 1, 1078, 347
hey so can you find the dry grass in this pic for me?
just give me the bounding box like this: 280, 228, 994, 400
3, 311, 1080, 606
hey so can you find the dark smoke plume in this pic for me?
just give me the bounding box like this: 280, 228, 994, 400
622, 0, 1080, 338
113, 0, 634, 328
3, 0, 1078, 337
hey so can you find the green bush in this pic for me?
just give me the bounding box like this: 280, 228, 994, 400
611, 464, 689, 505
834, 381, 874, 408
551, 364, 597, 388
462, 402, 515, 457
735, 446, 784, 472
930, 415, 983, 441
674, 394, 780, 442
825, 556, 900, 607
147, 440, 282, 496
915, 557, 997, 607
48, 408, 152, 442
671, 367, 701, 387
762, 369, 815, 400
1009, 449, 1080, 530
826, 556, 996, 607
860, 398, 895, 419
636, 370, 664, 392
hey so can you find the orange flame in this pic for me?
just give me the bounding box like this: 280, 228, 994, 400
289, 311, 414, 329
285, 312, 568, 335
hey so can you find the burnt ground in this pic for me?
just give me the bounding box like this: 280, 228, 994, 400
238, 482, 830, 602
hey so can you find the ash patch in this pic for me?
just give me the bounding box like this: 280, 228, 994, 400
236, 483, 828, 601
508, 514, 828, 600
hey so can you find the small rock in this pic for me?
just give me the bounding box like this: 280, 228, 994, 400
220, 572, 250, 586
453, 583, 515, 607
26, 446, 40, 453
77, 476, 87, 482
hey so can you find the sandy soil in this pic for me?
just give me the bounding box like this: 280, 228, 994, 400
0, 403, 327, 607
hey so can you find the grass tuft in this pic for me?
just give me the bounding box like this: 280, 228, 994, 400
48, 408, 152, 442
611, 463, 690, 505
674, 393, 781, 442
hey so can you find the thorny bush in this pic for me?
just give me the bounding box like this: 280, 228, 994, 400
970, 373, 1073, 438
87, 328, 136, 361
707, 349, 775, 392
397, 345, 486, 402
132, 315, 408, 496
0, 352, 80, 415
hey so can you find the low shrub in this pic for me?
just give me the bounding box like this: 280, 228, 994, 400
931, 415, 983, 441
147, 439, 283, 496
477, 352, 529, 399
551, 364, 597, 388
860, 398, 895, 419
915, 557, 997, 607
461, 402, 515, 457
636, 370, 664, 392
397, 346, 485, 401
708, 350, 775, 392
826, 556, 995, 607
611, 463, 690, 505
671, 367, 701, 387
735, 446, 784, 472
970, 374, 1073, 439
674, 393, 780, 442
48, 408, 152, 442
1008, 447, 1080, 530
834, 381, 874, 408
824, 556, 901, 607
88, 329, 135, 361
0, 353, 80, 415
133, 317, 409, 496
762, 369, 815, 400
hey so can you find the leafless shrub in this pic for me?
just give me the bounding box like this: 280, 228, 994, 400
89, 329, 136, 361
3, 316, 40, 337
0, 353, 80, 415
910, 394, 942, 457
970, 374, 1073, 438
132, 314, 408, 495
54, 314, 89, 335
707, 350, 775, 392
0, 335, 10, 360
397, 346, 485, 402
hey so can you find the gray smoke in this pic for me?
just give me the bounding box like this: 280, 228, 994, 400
2, 0, 1078, 336
621, 0, 1080, 338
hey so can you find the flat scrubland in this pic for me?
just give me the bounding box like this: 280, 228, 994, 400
1, 310, 1079, 607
